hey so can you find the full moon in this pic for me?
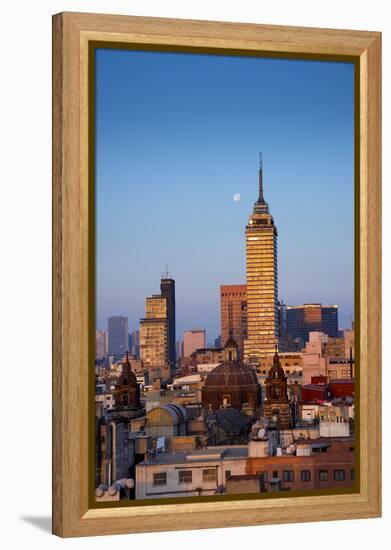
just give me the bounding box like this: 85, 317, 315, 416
233, 193, 241, 202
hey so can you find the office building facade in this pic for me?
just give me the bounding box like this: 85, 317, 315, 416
130, 329, 140, 358
108, 316, 129, 356
243, 157, 279, 364
160, 277, 176, 369
183, 329, 206, 357
140, 296, 169, 372
220, 284, 247, 358
285, 304, 339, 349
95, 329, 108, 360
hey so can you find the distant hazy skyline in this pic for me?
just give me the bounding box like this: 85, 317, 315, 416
95, 48, 354, 341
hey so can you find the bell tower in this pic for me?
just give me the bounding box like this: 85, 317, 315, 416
114, 351, 141, 410
263, 349, 291, 431
223, 330, 239, 363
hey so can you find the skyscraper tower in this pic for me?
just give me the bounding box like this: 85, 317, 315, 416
160, 270, 176, 369
108, 316, 129, 356
220, 284, 247, 359
243, 155, 278, 364
140, 295, 169, 377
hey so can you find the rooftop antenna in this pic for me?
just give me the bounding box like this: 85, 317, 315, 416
162, 263, 172, 279
258, 151, 265, 203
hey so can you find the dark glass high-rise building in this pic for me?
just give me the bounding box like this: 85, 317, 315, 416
108, 316, 129, 356
285, 303, 339, 349
131, 329, 140, 358
160, 277, 176, 368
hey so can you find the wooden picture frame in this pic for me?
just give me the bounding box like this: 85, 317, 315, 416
52, 11, 381, 538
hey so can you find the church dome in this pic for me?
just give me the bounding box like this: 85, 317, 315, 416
204, 361, 258, 388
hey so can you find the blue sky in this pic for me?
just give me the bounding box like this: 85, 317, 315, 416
95, 49, 354, 341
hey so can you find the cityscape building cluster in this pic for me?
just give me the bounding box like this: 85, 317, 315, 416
95, 158, 355, 501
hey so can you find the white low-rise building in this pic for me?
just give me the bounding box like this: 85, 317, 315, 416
319, 404, 350, 437
135, 446, 248, 499
95, 392, 115, 412
197, 363, 220, 373
301, 403, 319, 422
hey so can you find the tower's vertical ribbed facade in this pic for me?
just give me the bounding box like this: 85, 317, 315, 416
243, 156, 278, 364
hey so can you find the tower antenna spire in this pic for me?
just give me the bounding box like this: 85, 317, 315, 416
162, 263, 172, 279
258, 152, 264, 203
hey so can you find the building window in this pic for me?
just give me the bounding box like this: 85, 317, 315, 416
225, 470, 232, 481
202, 468, 217, 483
283, 470, 294, 482
351, 469, 355, 481
257, 471, 268, 482
301, 470, 311, 482
313, 446, 327, 453
272, 470, 279, 479
318, 470, 328, 481
178, 470, 192, 484
334, 469, 345, 481
153, 472, 167, 486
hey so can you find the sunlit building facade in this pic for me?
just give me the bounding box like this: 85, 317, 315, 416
183, 329, 206, 357
140, 296, 169, 372
243, 157, 278, 364
95, 329, 108, 360
220, 284, 247, 358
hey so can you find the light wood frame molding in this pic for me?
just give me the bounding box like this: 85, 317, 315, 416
52, 11, 381, 538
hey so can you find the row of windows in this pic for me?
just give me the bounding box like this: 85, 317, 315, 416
247, 283, 277, 288
328, 370, 352, 378
247, 271, 277, 276
247, 292, 277, 297
157, 468, 355, 487
320, 415, 346, 423
246, 252, 276, 257
247, 317, 278, 323
247, 274, 277, 279
246, 255, 277, 260
258, 369, 302, 375
246, 253, 276, 257
153, 468, 217, 486
246, 263, 276, 267
246, 253, 276, 258
246, 292, 276, 297
246, 289, 276, 294
245, 334, 278, 340
268, 469, 355, 482
246, 233, 276, 239
247, 302, 276, 307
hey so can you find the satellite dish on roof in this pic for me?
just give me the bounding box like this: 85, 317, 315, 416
257, 428, 266, 439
